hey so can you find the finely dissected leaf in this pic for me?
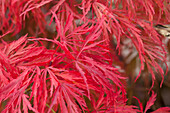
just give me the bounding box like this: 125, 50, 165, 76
75, 62, 90, 98
22, 94, 38, 113
0, 70, 28, 101
46, 67, 87, 112
20, 0, 53, 19
133, 96, 143, 113
0, 50, 17, 78
144, 91, 157, 113
5, 34, 28, 55
64, 12, 74, 34
0, 70, 37, 113
47, 68, 60, 96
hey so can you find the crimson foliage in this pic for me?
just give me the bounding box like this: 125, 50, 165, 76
0, 0, 170, 113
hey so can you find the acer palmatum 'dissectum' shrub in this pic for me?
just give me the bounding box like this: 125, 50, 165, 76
0, 0, 170, 113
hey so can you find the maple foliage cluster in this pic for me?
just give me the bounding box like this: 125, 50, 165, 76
0, 0, 170, 113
